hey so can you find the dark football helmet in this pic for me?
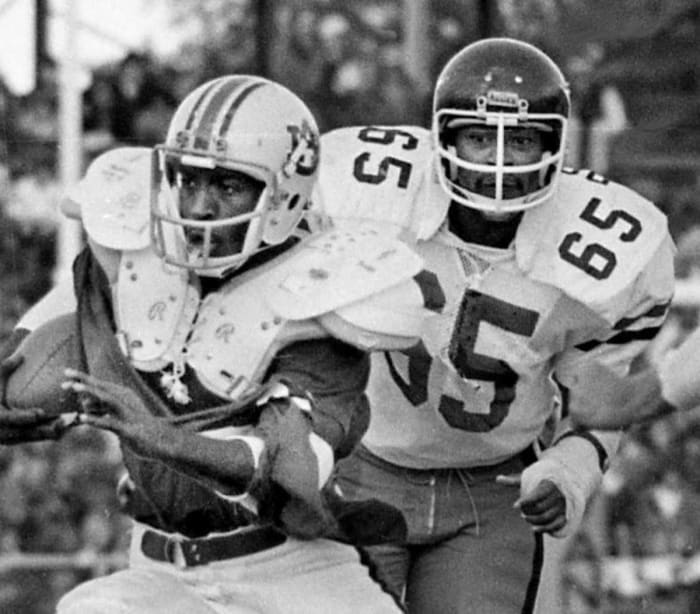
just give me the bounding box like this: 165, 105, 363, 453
433, 38, 570, 216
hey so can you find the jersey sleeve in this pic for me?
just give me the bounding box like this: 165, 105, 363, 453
555, 233, 675, 386
311, 125, 449, 239
548, 231, 675, 493
517, 170, 675, 325
267, 337, 371, 460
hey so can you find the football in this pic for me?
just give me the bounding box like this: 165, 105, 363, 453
5, 313, 82, 416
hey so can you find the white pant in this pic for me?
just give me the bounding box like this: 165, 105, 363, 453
56, 522, 400, 614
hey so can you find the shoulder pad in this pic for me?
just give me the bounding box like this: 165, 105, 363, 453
316, 277, 429, 351
266, 224, 423, 320
318, 311, 420, 352
115, 246, 194, 367
516, 170, 673, 322
313, 126, 448, 239
64, 147, 152, 250
333, 277, 428, 338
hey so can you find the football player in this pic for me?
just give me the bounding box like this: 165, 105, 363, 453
0, 76, 432, 613
309, 38, 675, 613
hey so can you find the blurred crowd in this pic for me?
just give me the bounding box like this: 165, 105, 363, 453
0, 430, 129, 614
0, 2, 699, 612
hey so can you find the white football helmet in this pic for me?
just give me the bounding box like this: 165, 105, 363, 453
433, 38, 570, 216
151, 75, 320, 277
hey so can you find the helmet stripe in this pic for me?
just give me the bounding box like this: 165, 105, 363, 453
184, 78, 223, 131
192, 76, 251, 150
218, 81, 266, 137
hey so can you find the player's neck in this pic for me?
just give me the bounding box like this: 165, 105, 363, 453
447, 203, 521, 249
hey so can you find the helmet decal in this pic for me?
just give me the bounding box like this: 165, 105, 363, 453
287, 119, 320, 177
483, 90, 521, 109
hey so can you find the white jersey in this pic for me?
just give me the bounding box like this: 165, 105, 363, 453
313, 126, 675, 469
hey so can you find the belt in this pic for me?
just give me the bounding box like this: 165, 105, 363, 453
358, 443, 537, 476
141, 525, 286, 567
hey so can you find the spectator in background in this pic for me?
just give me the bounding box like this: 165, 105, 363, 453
272, 7, 330, 126
371, 49, 426, 126
12, 59, 59, 176
84, 52, 176, 147
110, 52, 152, 143
82, 69, 119, 154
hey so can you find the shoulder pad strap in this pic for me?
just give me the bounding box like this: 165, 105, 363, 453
266, 224, 423, 320
87, 240, 121, 284
313, 126, 448, 240
66, 147, 152, 250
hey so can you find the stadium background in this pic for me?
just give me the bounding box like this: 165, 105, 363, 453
1, 1, 699, 612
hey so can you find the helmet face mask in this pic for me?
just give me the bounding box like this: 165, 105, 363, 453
432, 38, 570, 217
151, 148, 270, 274
150, 75, 320, 277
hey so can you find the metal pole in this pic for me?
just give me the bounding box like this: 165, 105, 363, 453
55, 0, 84, 283
255, 0, 274, 77
477, 0, 493, 39
35, 0, 48, 89
403, 0, 431, 93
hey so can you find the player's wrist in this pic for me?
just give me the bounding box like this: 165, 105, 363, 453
555, 430, 608, 472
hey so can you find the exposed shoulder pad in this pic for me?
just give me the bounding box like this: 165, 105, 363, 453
317, 277, 429, 351
64, 147, 152, 250
266, 223, 423, 320
312, 126, 448, 238
516, 170, 674, 323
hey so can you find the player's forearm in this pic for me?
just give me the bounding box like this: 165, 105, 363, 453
567, 359, 674, 430
619, 370, 675, 424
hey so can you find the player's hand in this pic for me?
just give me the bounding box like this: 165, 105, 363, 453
515, 478, 566, 535
62, 368, 177, 458
0, 348, 68, 444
